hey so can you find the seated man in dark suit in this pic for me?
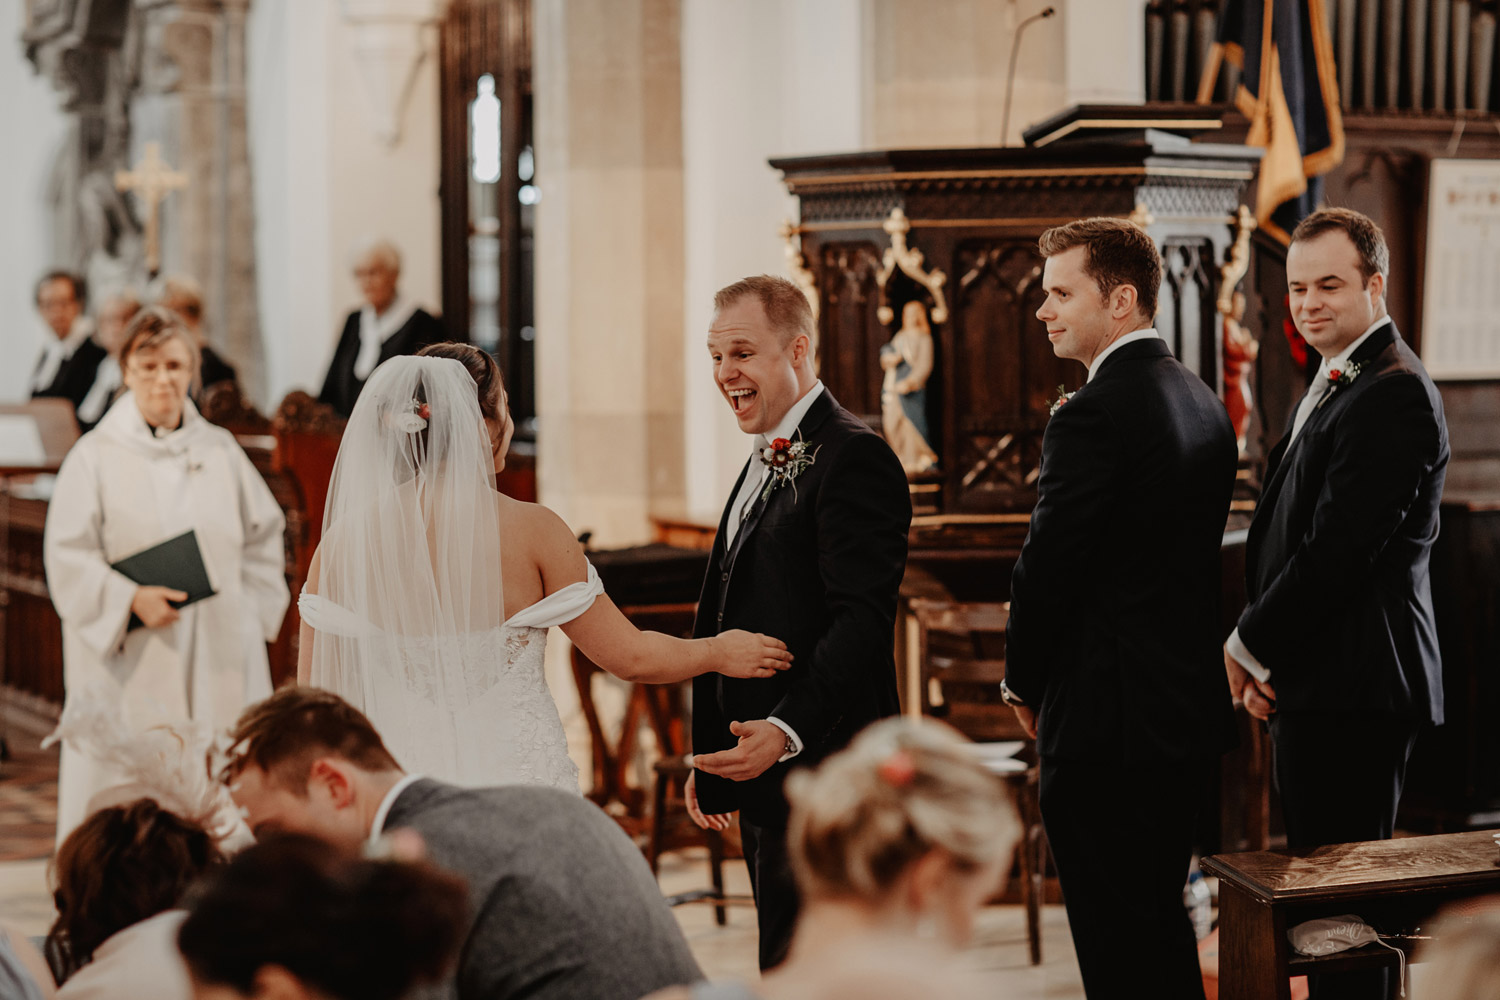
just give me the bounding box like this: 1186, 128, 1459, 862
30, 270, 106, 416
221, 687, 704, 1000
319, 239, 446, 417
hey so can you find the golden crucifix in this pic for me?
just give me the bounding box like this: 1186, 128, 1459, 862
115, 142, 189, 276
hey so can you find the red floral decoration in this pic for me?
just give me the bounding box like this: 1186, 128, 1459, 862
877, 749, 917, 788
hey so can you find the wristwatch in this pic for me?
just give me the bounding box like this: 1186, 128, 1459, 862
998, 679, 1026, 708
782, 731, 798, 757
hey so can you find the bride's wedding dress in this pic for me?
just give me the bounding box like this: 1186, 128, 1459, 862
298, 562, 603, 792
302, 355, 601, 792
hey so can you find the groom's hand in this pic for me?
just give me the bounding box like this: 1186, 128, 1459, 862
691, 720, 783, 782
683, 770, 733, 831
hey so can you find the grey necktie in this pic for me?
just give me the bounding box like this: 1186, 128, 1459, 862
1286, 368, 1332, 448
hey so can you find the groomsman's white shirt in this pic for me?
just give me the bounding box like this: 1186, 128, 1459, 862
725, 379, 825, 762
1226, 316, 1389, 683
1086, 327, 1160, 382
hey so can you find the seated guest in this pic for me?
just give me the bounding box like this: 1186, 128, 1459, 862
1417, 902, 1500, 999
318, 239, 444, 418
659, 718, 1020, 1000
30, 271, 105, 415
149, 274, 237, 392
74, 288, 140, 432
45, 798, 224, 999
219, 686, 704, 1000
177, 834, 467, 1000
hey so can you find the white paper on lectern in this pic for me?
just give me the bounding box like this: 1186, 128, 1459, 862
0, 415, 48, 467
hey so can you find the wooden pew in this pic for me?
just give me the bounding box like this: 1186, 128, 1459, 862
1203, 830, 1500, 999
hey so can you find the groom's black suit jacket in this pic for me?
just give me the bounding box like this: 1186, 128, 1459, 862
1006, 339, 1239, 762
1238, 322, 1448, 722
692, 389, 911, 826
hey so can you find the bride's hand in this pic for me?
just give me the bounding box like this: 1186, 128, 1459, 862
713, 631, 793, 679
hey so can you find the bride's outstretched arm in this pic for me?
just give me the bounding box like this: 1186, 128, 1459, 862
296, 546, 321, 685
534, 512, 790, 683
561, 594, 791, 683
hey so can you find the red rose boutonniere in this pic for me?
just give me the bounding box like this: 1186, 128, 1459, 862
1316, 361, 1363, 409
1049, 384, 1076, 417
758, 431, 820, 503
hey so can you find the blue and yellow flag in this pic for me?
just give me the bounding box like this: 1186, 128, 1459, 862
1199, 0, 1345, 242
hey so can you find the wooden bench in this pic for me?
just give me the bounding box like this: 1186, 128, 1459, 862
1202, 829, 1500, 999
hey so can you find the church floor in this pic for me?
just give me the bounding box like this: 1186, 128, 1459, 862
0, 739, 1087, 996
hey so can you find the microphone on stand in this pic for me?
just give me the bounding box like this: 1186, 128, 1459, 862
1001, 6, 1057, 147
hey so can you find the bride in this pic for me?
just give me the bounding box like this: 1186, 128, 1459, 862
297, 343, 791, 790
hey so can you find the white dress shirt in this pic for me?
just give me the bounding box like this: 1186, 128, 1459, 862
369, 772, 424, 842
31, 316, 95, 393
354, 297, 420, 381
724, 379, 826, 762
1087, 327, 1161, 382
1226, 315, 1391, 682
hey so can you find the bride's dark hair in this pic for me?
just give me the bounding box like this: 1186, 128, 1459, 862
418, 342, 505, 422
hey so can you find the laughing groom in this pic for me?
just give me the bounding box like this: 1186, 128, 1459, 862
686, 275, 911, 970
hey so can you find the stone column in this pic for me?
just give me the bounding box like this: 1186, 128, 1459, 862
533, 0, 685, 545
133, 0, 263, 399
1062, 0, 1146, 106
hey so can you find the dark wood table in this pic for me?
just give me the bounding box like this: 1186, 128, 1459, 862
1203, 830, 1500, 999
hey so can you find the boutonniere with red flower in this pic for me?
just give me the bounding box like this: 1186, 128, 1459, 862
1316, 361, 1363, 409
1049, 384, 1076, 417
758, 431, 820, 503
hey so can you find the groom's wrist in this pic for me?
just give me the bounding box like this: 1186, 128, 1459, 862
766, 717, 802, 762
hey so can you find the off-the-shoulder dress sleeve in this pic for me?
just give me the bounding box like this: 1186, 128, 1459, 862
504, 561, 604, 629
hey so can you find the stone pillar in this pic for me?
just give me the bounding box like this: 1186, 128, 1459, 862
1063, 0, 1146, 106
533, 0, 685, 544
133, 0, 263, 399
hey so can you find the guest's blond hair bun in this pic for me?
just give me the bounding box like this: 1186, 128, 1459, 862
785, 717, 1020, 903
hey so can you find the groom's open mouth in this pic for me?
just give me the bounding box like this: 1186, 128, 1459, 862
727, 387, 757, 415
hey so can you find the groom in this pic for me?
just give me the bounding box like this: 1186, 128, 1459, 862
686, 275, 911, 969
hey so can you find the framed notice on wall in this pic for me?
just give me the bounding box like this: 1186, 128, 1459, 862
1421, 159, 1500, 379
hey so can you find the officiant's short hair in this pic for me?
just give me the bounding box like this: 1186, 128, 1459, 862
1038, 217, 1161, 321
713, 275, 815, 347
119, 307, 203, 390
220, 687, 401, 792
1290, 208, 1389, 286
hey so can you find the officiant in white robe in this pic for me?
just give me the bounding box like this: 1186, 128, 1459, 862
43, 307, 289, 844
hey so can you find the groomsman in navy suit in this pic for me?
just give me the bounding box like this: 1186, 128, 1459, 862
1005, 218, 1237, 999
1226, 208, 1448, 999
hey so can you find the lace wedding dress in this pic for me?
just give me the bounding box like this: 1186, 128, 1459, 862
299, 563, 602, 792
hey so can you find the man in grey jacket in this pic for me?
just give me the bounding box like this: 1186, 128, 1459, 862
219, 687, 704, 1000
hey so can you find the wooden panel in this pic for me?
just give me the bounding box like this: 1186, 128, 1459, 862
815, 240, 884, 423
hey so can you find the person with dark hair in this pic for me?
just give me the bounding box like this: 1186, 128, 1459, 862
297, 343, 789, 788
219, 686, 705, 1000
1225, 207, 1448, 1000
317, 240, 446, 417
685, 274, 912, 971
43, 307, 289, 845
46, 798, 224, 999
1004, 217, 1237, 998
30, 270, 106, 416
177, 834, 466, 1000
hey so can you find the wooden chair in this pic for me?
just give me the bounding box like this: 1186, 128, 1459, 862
906, 597, 1049, 966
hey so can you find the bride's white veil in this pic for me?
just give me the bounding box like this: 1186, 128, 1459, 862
308, 355, 504, 775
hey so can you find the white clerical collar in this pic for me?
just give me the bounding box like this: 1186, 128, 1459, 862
1087, 328, 1161, 382
58, 316, 95, 354
755, 380, 825, 450
369, 772, 423, 842
355, 297, 420, 381
1316, 317, 1388, 376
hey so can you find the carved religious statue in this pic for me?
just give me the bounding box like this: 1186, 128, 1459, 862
880, 300, 939, 475
1222, 289, 1259, 455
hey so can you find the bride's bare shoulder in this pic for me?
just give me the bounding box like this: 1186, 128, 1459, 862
496, 495, 577, 550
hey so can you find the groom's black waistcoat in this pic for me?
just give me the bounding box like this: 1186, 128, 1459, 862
1239, 322, 1448, 721
692, 389, 911, 825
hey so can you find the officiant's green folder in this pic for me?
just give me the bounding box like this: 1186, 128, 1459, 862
111, 530, 217, 629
